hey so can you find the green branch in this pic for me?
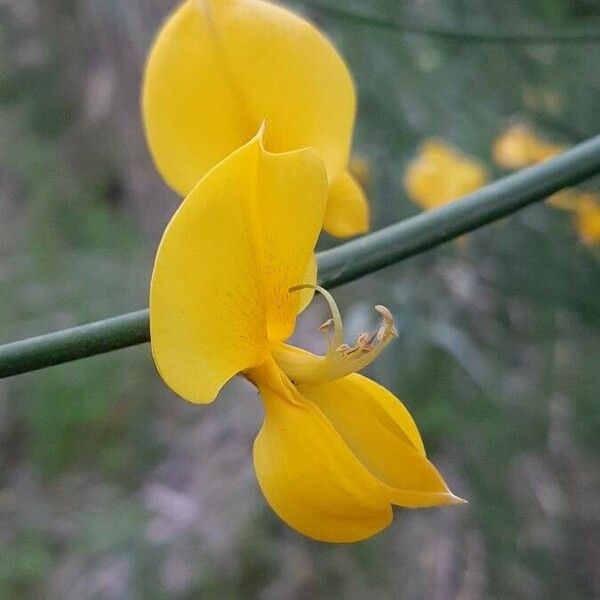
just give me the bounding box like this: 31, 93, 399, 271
305, 1, 600, 45
1, 134, 600, 378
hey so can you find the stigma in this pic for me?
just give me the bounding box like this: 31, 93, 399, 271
271, 286, 398, 385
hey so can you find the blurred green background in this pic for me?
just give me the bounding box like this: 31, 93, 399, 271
1, 0, 599, 598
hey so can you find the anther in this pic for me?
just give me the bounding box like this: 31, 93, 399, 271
356, 333, 374, 351
365, 330, 379, 346
319, 318, 333, 333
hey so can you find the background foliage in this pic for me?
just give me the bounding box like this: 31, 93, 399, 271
1, 0, 599, 598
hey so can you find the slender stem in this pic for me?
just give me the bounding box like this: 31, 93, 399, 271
1, 134, 600, 378
0, 311, 150, 378
305, 1, 600, 44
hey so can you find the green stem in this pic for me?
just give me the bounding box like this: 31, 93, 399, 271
1, 134, 600, 378
0, 311, 150, 378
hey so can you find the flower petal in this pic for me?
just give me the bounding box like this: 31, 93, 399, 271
143, 0, 355, 196
150, 130, 327, 403
251, 362, 392, 543
300, 374, 463, 508
297, 254, 317, 314
257, 137, 328, 342
327, 373, 426, 456
323, 170, 370, 237
405, 140, 488, 210
150, 138, 266, 404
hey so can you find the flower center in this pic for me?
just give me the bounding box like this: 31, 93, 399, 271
270, 285, 398, 385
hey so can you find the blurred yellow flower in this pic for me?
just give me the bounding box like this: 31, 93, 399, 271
404, 140, 488, 210
150, 130, 462, 543
546, 189, 600, 246
547, 189, 579, 211
492, 124, 565, 170
143, 0, 368, 237
574, 193, 600, 246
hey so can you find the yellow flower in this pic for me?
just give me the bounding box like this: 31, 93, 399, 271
574, 193, 600, 246
492, 124, 565, 170
143, 0, 368, 237
547, 190, 600, 245
404, 140, 488, 210
150, 129, 462, 543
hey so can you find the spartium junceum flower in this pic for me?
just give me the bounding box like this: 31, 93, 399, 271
143, 0, 368, 238
404, 139, 488, 211
492, 124, 565, 170
572, 192, 600, 246
545, 189, 600, 245
150, 128, 463, 543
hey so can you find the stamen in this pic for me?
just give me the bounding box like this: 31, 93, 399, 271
356, 333, 373, 352
375, 304, 393, 322
272, 295, 399, 385
318, 318, 333, 333
375, 305, 399, 338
